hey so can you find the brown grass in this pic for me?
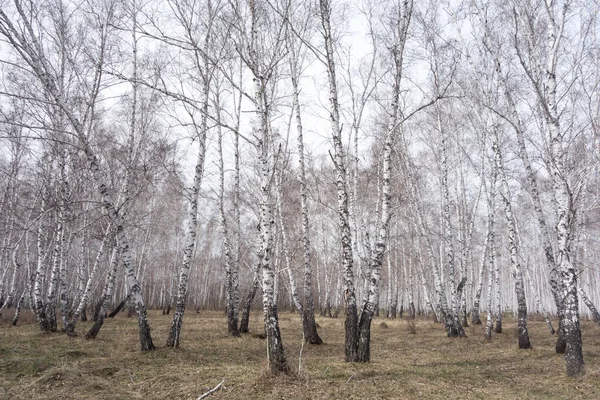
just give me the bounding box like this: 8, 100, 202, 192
1, 309, 599, 399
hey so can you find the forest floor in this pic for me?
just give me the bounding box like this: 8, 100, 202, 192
0, 309, 599, 399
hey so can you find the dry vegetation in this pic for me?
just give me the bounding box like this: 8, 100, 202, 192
1, 310, 599, 399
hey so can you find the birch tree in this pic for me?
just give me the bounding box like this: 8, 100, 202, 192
285, 0, 322, 345
356, 0, 413, 362
512, 0, 584, 376
0, 0, 155, 351
493, 130, 531, 348
227, 0, 290, 373
318, 0, 358, 362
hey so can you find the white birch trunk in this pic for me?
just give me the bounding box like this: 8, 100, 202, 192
33, 199, 49, 331
484, 155, 498, 341
216, 105, 239, 336
166, 1, 211, 347
319, 0, 357, 362
545, 1, 583, 376
493, 132, 531, 348
288, 37, 322, 344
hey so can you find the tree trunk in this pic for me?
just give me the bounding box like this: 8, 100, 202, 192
579, 287, 600, 326
288, 38, 322, 345
494, 133, 531, 349
240, 260, 260, 334
165, 17, 210, 347
33, 200, 49, 332
108, 295, 130, 318
215, 96, 239, 337
86, 246, 119, 339
319, 0, 358, 362
66, 224, 112, 336
11, 291, 25, 326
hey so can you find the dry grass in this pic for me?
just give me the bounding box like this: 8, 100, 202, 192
1, 309, 600, 399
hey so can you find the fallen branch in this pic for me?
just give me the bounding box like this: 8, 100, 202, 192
197, 379, 226, 400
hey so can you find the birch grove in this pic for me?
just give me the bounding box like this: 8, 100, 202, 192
0, 0, 598, 379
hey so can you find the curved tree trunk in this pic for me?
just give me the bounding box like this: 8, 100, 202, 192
66, 224, 112, 336
86, 246, 119, 339
165, 13, 210, 346
240, 260, 260, 334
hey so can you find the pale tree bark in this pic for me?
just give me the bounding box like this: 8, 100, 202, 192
166, 0, 212, 348
287, 23, 322, 344
0, 236, 23, 315
254, 75, 289, 374
474, 0, 559, 339
86, 244, 119, 339
493, 131, 531, 349
386, 253, 397, 319
437, 105, 465, 338
231, 66, 242, 339
524, 257, 554, 334
578, 287, 600, 326
484, 152, 498, 341
0, 0, 155, 350
472, 226, 489, 325
232, 0, 290, 374
318, 0, 357, 362
215, 94, 239, 337
66, 223, 113, 336
275, 173, 303, 313
45, 205, 65, 333
357, 0, 413, 361
33, 199, 49, 331
513, 0, 584, 376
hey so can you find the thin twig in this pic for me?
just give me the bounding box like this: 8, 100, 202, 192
197, 379, 226, 400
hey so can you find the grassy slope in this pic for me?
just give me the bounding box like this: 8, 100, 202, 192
0, 310, 599, 399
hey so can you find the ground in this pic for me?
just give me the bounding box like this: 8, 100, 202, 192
0, 309, 599, 399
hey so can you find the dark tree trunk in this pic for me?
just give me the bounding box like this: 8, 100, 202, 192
166, 300, 185, 347
11, 292, 24, 326
86, 314, 104, 339
461, 305, 468, 328
92, 297, 104, 322
408, 302, 416, 319
228, 311, 240, 337
356, 308, 373, 362
445, 313, 459, 337
264, 304, 290, 374
495, 314, 502, 333
138, 312, 155, 351
518, 307, 531, 349
45, 303, 57, 332
108, 296, 129, 318
302, 311, 322, 344
240, 276, 259, 334
345, 302, 358, 362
